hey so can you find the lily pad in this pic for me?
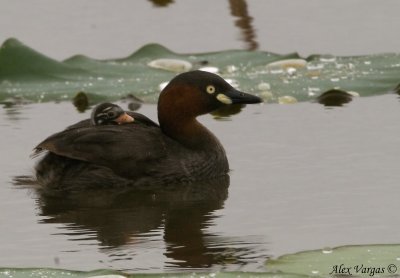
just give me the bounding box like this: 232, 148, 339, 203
0, 268, 123, 278
0, 38, 399, 104
0, 268, 304, 278
266, 244, 400, 277
2, 245, 400, 277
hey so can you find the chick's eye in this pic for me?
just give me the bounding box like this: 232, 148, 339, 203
107, 111, 116, 118
206, 85, 216, 94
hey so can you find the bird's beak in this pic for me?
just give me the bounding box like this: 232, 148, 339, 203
217, 88, 263, 105
115, 113, 134, 124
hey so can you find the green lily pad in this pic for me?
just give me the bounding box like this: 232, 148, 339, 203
0, 268, 120, 278
2, 245, 399, 277
0, 268, 304, 278
266, 244, 400, 277
0, 38, 399, 104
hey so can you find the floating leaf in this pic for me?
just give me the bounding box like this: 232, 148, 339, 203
0, 38, 399, 104
0, 268, 305, 278
266, 244, 400, 277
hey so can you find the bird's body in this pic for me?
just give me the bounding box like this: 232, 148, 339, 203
33, 71, 262, 190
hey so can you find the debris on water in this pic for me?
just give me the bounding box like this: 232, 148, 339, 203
226, 65, 238, 73
128, 102, 142, 111
278, 96, 297, 104
257, 82, 271, 91
307, 87, 321, 97
0, 95, 32, 107
347, 91, 360, 97
392, 83, 400, 94
269, 69, 284, 74
266, 59, 307, 69
1, 79, 13, 86
199, 66, 219, 74
224, 78, 239, 88
72, 91, 89, 113
316, 89, 354, 107
319, 55, 336, 63
286, 67, 297, 76
308, 73, 321, 80
147, 58, 192, 72
257, 82, 273, 102
159, 81, 169, 91
198, 60, 209, 66
322, 247, 333, 254
260, 91, 274, 102
87, 275, 127, 278
121, 94, 143, 111
306, 63, 324, 71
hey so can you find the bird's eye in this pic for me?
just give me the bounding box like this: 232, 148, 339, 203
107, 111, 116, 118
206, 85, 216, 94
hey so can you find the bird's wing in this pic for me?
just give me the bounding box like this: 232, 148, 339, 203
33, 124, 169, 177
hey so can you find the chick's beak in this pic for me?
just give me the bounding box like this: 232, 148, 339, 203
115, 113, 134, 124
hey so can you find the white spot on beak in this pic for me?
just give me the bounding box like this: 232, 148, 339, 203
216, 94, 232, 105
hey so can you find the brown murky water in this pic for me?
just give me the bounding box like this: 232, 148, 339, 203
1, 94, 400, 272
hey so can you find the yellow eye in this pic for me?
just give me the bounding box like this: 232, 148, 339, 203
206, 85, 216, 94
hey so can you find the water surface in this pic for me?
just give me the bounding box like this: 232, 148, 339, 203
1, 0, 400, 59
1, 94, 399, 272
1, 0, 400, 274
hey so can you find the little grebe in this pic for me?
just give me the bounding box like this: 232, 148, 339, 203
90, 102, 134, 125
33, 70, 262, 190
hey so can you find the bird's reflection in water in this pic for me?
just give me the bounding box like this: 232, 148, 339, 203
26, 175, 265, 270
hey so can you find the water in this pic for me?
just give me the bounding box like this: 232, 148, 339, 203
1, 0, 400, 59
1, 0, 400, 274
1, 94, 400, 272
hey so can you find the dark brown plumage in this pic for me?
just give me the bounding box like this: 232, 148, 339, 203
33, 71, 262, 190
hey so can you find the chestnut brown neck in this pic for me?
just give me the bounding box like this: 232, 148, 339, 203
157, 84, 220, 149
159, 114, 219, 149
